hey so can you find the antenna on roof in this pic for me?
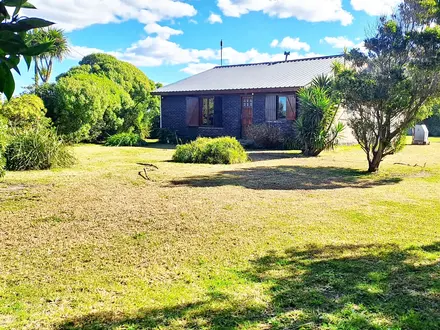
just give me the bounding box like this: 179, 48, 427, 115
284, 51, 291, 61
220, 39, 223, 66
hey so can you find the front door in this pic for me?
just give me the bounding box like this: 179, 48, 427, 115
241, 96, 253, 138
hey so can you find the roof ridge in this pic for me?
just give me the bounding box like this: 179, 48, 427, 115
213, 54, 343, 69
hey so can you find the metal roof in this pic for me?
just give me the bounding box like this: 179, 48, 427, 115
154, 55, 344, 95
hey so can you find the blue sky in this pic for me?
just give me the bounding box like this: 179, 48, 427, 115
14, 0, 402, 93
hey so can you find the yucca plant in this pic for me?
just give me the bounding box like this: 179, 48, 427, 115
295, 75, 344, 156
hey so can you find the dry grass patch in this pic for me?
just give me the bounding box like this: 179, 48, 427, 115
0, 140, 439, 329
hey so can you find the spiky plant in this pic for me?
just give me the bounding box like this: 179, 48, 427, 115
295, 76, 344, 156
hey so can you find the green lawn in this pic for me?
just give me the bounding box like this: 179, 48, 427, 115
0, 139, 439, 329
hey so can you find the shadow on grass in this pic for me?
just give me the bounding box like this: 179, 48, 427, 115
170, 166, 402, 190
247, 150, 303, 162
57, 243, 439, 330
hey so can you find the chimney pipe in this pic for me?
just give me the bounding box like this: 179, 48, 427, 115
221, 40, 223, 66
284, 51, 291, 61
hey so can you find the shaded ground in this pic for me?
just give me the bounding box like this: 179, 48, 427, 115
59, 243, 440, 329
0, 140, 439, 329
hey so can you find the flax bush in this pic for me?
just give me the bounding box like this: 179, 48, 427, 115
5, 126, 75, 171
173, 137, 248, 164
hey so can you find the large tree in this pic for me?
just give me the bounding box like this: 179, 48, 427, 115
0, 0, 53, 99
335, 0, 440, 172
27, 27, 69, 86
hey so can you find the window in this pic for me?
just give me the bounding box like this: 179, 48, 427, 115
277, 96, 287, 119
201, 97, 215, 126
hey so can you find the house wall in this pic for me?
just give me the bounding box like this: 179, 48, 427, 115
161, 94, 243, 139
160, 93, 355, 144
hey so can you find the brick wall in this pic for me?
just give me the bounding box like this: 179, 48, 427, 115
161, 93, 356, 144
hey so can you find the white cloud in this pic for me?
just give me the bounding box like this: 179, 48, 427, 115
321, 36, 355, 49
321, 36, 366, 51
217, 0, 353, 26
144, 23, 183, 39
270, 37, 310, 52
26, 0, 197, 32
208, 13, 223, 24
350, 0, 402, 16
181, 63, 218, 75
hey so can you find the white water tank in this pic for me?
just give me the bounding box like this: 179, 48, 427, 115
413, 124, 429, 145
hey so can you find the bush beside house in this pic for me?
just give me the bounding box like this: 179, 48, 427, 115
173, 137, 248, 164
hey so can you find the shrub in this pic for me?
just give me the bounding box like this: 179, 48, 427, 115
158, 128, 178, 144
296, 75, 344, 156
0, 94, 50, 128
246, 124, 284, 149
105, 132, 145, 147
5, 126, 75, 171
0, 116, 9, 177
173, 137, 248, 164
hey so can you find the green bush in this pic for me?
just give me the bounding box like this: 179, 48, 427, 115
158, 128, 178, 144
173, 137, 248, 164
105, 133, 145, 147
5, 126, 75, 171
0, 116, 9, 177
245, 124, 284, 149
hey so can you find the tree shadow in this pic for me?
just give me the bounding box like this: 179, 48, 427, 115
247, 150, 303, 162
57, 242, 439, 330
170, 166, 402, 190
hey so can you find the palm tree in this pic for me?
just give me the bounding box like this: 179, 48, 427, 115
27, 28, 70, 86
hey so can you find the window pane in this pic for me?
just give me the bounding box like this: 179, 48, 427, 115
202, 97, 215, 126
278, 96, 287, 119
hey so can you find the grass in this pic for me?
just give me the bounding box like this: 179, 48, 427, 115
0, 138, 439, 329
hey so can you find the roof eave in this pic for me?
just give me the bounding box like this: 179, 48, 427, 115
152, 86, 301, 96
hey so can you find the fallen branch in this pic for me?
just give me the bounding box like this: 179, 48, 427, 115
138, 164, 158, 181
394, 162, 427, 168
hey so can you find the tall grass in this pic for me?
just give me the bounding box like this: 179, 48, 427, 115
5, 126, 75, 171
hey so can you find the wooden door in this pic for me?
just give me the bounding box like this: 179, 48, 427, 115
241, 96, 253, 137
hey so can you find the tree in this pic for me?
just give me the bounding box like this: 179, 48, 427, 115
27, 27, 69, 86
53, 73, 133, 142
335, 0, 440, 172
0, 94, 49, 128
54, 53, 159, 139
0, 0, 54, 99
295, 75, 344, 156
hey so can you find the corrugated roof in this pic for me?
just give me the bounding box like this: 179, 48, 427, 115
154, 54, 344, 95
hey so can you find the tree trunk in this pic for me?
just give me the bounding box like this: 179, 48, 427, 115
34, 61, 39, 87
368, 150, 383, 173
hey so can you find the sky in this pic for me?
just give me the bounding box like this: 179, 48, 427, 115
14, 0, 403, 93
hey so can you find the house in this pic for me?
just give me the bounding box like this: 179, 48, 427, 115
153, 54, 355, 144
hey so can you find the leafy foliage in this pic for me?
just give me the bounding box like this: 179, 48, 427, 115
5, 125, 75, 171
157, 128, 178, 144
52, 73, 133, 142
295, 75, 344, 156
0, 94, 49, 128
173, 137, 248, 164
423, 103, 440, 136
0, 0, 53, 99
105, 133, 145, 147
37, 54, 161, 141
335, 0, 440, 172
27, 27, 70, 85
0, 115, 8, 177
246, 124, 284, 149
